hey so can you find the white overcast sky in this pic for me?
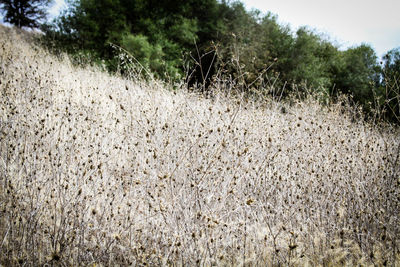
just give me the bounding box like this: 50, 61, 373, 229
49, 0, 67, 17
241, 0, 400, 57
49, 0, 400, 57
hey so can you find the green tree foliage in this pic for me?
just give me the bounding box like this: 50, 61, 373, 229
42, 0, 397, 123
121, 34, 156, 70
381, 48, 400, 121
118, 0, 222, 82
51, 0, 127, 57
334, 44, 381, 108
383, 48, 400, 82
258, 14, 293, 80
215, 3, 294, 93
0, 0, 52, 28
288, 28, 333, 90
119, 33, 180, 79
47, 0, 217, 79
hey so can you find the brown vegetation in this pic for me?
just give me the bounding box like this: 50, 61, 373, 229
1, 26, 399, 266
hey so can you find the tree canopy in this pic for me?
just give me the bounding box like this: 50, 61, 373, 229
41, 0, 400, 123
0, 0, 52, 28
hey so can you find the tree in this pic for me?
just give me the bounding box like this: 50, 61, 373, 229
285, 27, 340, 98
383, 48, 400, 79
334, 44, 381, 108
55, 0, 128, 56
0, 0, 52, 28
381, 48, 400, 122
119, 0, 220, 83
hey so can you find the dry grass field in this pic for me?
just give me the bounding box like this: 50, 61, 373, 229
1, 25, 399, 266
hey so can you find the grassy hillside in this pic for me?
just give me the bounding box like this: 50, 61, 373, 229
1, 25, 399, 266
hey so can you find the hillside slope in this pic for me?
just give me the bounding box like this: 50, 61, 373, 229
1, 25, 399, 266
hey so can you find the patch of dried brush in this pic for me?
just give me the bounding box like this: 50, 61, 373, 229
1, 25, 399, 266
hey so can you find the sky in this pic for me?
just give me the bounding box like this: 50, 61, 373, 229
241, 0, 400, 58
49, 0, 67, 18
